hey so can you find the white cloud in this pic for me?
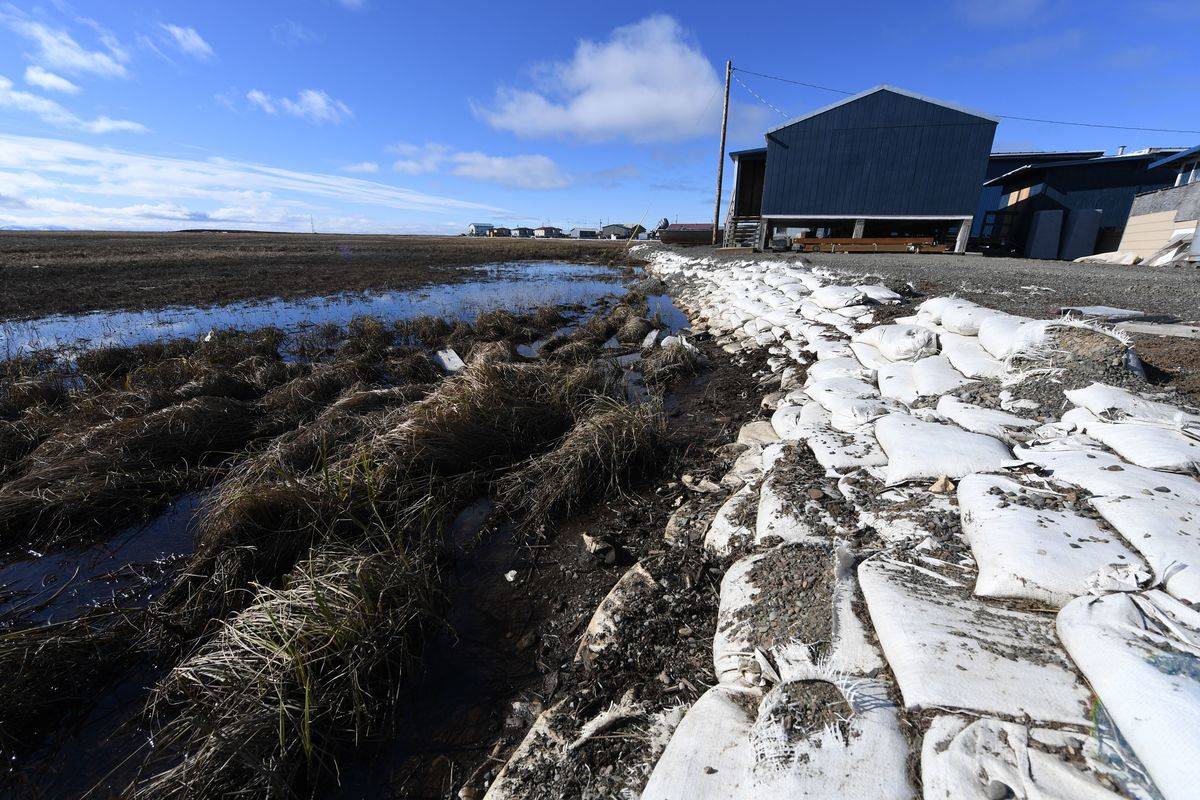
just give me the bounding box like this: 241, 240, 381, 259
338, 0, 366, 9
1, 12, 129, 78
160, 24, 214, 60
0, 74, 146, 134
449, 152, 569, 189
388, 142, 451, 174
386, 142, 569, 189
24, 65, 80, 94
476, 15, 722, 143
0, 132, 503, 232
342, 161, 379, 173
246, 89, 276, 113
272, 20, 320, 47
245, 88, 351, 124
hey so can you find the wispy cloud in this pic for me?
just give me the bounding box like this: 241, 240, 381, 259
24, 65, 79, 94
0, 74, 146, 133
955, 0, 1047, 26
272, 19, 321, 47
341, 161, 379, 173
338, 0, 366, 9
450, 152, 570, 189
0, 133, 505, 232
244, 88, 352, 124
160, 23, 214, 60
475, 15, 723, 143
386, 142, 570, 189
963, 29, 1085, 69
0, 10, 129, 78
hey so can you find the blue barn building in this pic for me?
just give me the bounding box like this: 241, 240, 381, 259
726, 85, 998, 253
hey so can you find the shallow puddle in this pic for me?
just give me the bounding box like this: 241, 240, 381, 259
1, 261, 626, 355
0, 493, 201, 626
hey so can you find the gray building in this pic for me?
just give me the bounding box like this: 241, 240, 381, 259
569, 227, 598, 239
512, 226, 534, 238
726, 85, 998, 253
600, 223, 632, 239
467, 223, 493, 236
973, 151, 1105, 238
533, 226, 563, 238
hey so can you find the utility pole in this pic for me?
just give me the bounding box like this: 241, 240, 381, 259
712, 59, 732, 246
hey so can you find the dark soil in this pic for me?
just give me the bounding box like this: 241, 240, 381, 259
728, 543, 836, 665
1131, 332, 1200, 406
760, 680, 853, 747
0, 232, 631, 320
327, 338, 773, 799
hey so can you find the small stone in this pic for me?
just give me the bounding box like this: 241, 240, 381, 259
678, 625, 693, 636
984, 780, 1013, 799
806, 487, 825, 501
929, 475, 955, 494
704, 766, 718, 775
504, 570, 517, 582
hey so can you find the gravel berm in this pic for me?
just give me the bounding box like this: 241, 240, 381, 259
685, 246, 1200, 322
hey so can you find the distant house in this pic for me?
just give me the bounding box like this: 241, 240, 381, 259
533, 226, 563, 238
569, 227, 598, 239
659, 223, 716, 245
468, 223, 494, 236
600, 223, 632, 240
1117, 145, 1200, 262
512, 227, 534, 238
489, 227, 511, 237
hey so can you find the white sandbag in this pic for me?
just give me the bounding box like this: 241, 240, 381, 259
755, 479, 826, 547
807, 338, 855, 361
804, 376, 879, 411
799, 301, 825, 321
771, 401, 830, 442
829, 398, 900, 432
1065, 382, 1200, 430
859, 557, 1091, 724
922, 715, 1127, 800
576, 562, 659, 662
852, 324, 939, 362
482, 700, 572, 799
433, 348, 466, 372
916, 296, 958, 323
938, 332, 1007, 379
875, 413, 1011, 485
805, 356, 874, 384
751, 678, 912, 800
704, 483, 757, 556
807, 426, 889, 474
839, 476, 959, 544
1014, 444, 1200, 505
935, 396, 1038, 442
875, 362, 920, 405
941, 302, 1003, 336
809, 285, 866, 310
1062, 407, 1200, 473
911, 355, 974, 396
1091, 494, 1200, 604
641, 686, 758, 800
855, 284, 903, 304
848, 341, 892, 371
832, 304, 874, 319
976, 313, 1029, 359
958, 473, 1146, 607
1057, 591, 1200, 800
737, 419, 782, 447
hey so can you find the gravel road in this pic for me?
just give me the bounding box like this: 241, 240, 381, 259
688, 247, 1199, 322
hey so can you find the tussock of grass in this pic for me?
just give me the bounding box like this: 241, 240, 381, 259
496, 397, 666, 523
616, 315, 653, 345
0, 396, 260, 548
0, 611, 138, 748
641, 342, 706, 387
138, 541, 439, 800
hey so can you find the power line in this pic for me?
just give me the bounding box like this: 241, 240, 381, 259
731, 66, 1200, 136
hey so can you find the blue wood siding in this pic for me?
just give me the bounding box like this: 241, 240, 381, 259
760, 90, 997, 218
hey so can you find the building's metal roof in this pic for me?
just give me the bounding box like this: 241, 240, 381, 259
982, 149, 1187, 187
765, 85, 1000, 136
1149, 144, 1200, 170
989, 150, 1104, 160
729, 147, 767, 160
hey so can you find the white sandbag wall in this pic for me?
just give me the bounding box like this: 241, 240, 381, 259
485, 245, 1200, 800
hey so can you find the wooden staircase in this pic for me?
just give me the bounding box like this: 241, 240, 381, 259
723, 216, 762, 248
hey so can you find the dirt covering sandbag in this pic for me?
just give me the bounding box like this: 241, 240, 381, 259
958, 473, 1146, 607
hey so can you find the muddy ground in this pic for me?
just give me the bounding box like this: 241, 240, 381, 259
333, 339, 773, 799
0, 233, 629, 320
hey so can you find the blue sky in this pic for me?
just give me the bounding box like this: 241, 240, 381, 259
1, 0, 1197, 234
